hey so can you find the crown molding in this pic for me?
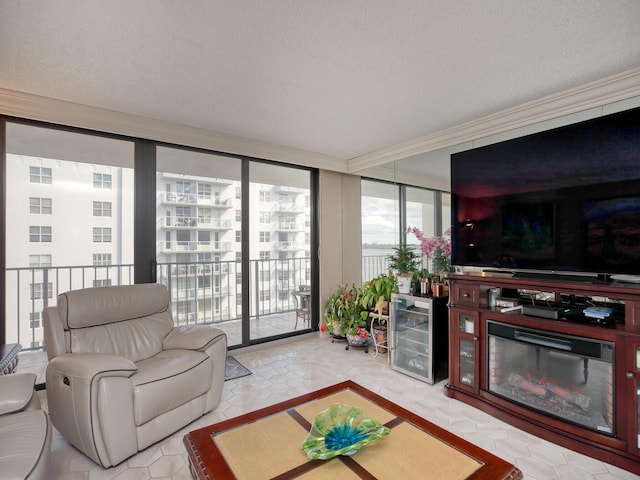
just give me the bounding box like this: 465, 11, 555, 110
4, 66, 639, 177
0, 88, 347, 172
348, 67, 640, 173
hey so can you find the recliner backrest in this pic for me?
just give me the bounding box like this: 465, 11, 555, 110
55, 284, 173, 362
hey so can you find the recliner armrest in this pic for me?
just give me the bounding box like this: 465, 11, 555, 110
0, 373, 37, 415
163, 325, 226, 351
48, 353, 137, 381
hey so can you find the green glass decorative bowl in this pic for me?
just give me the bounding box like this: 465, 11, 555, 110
301, 403, 390, 460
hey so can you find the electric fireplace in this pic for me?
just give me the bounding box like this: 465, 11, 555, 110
487, 321, 615, 435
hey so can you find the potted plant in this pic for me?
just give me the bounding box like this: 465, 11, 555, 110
323, 283, 372, 351
359, 273, 397, 346
388, 243, 420, 293
359, 272, 398, 316
407, 226, 453, 278
413, 267, 432, 296
408, 226, 453, 296
345, 307, 371, 351
343, 288, 371, 349
324, 283, 361, 338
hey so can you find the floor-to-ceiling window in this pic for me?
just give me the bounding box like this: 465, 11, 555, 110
361, 180, 400, 281
361, 178, 449, 282
4, 121, 134, 351
2, 119, 317, 356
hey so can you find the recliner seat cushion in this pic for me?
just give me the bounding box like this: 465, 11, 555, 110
0, 409, 51, 479
132, 350, 213, 425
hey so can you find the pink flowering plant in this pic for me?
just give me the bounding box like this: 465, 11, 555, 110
407, 226, 453, 274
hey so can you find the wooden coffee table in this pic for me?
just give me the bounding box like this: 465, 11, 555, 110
184, 380, 522, 480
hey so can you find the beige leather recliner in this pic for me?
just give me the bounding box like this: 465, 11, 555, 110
0, 373, 52, 480
43, 283, 227, 468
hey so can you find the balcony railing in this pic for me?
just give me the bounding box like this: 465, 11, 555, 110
161, 192, 233, 207
159, 241, 233, 253
271, 203, 305, 213
162, 216, 232, 229
273, 185, 307, 194
276, 223, 304, 231
5, 257, 314, 352
277, 241, 305, 251
5, 264, 135, 352
160, 173, 234, 188
362, 255, 389, 282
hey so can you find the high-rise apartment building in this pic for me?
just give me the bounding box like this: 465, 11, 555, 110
6, 154, 134, 349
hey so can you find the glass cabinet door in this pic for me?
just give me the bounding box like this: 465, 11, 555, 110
454, 311, 479, 394
634, 344, 640, 451
629, 339, 640, 455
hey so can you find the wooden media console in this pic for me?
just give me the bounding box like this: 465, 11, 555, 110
446, 272, 640, 475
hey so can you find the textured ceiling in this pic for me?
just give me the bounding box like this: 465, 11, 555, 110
1, 0, 639, 168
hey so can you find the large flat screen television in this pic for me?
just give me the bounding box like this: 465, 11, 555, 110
451, 106, 640, 279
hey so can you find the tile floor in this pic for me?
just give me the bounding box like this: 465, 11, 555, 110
31, 333, 640, 479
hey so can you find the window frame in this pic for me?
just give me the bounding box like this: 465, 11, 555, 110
92, 227, 112, 243
30, 197, 52, 214
29, 166, 52, 184
93, 201, 112, 217
93, 172, 112, 189
29, 225, 52, 242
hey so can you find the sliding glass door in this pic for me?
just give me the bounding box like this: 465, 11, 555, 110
248, 162, 312, 340
156, 146, 243, 345
157, 148, 314, 346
